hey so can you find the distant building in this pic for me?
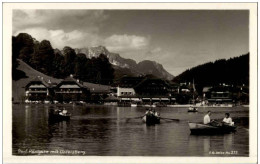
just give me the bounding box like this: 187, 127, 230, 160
203, 85, 233, 104
116, 77, 143, 97
202, 87, 212, 99
54, 75, 89, 102
25, 76, 55, 101
115, 76, 173, 103
83, 81, 112, 103
24, 75, 113, 103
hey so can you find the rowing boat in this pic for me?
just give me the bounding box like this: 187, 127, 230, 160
49, 109, 71, 122
49, 112, 71, 121
142, 114, 160, 125
188, 122, 236, 134
188, 106, 198, 112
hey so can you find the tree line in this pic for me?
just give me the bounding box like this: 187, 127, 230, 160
172, 53, 249, 94
12, 33, 114, 85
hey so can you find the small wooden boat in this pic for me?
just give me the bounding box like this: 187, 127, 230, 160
131, 100, 142, 107
131, 103, 138, 107
142, 114, 160, 125
49, 109, 71, 121
188, 106, 198, 112
155, 102, 167, 107
188, 122, 236, 134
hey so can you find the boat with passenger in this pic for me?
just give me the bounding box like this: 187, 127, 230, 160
142, 109, 160, 125
49, 108, 71, 121
188, 106, 198, 112
142, 115, 160, 125
188, 122, 236, 134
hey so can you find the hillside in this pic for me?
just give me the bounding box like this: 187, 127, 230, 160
12, 59, 111, 102
12, 59, 62, 102
173, 53, 249, 93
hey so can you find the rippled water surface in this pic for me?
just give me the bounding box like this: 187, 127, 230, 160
12, 104, 249, 156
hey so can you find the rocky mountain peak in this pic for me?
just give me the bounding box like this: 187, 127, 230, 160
75, 46, 174, 80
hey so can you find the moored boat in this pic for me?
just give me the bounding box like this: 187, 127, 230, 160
131, 102, 142, 107
131, 103, 138, 107
188, 106, 198, 112
188, 122, 236, 134
154, 102, 167, 107
143, 104, 156, 108
142, 114, 160, 125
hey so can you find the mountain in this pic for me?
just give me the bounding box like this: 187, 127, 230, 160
136, 60, 174, 80
13, 33, 174, 81
75, 46, 174, 80
173, 53, 249, 93
75, 46, 137, 69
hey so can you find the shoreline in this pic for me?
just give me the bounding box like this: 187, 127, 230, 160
13, 102, 249, 108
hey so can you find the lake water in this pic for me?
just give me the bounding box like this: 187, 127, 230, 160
12, 104, 249, 156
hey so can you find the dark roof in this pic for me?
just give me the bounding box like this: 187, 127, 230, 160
26, 76, 53, 88
114, 76, 172, 89
115, 76, 145, 88
135, 78, 171, 89
83, 82, 111, 93
56, 76, 85, 88
104, 95, 119, 101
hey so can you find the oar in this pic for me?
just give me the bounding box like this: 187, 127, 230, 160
160, 117, 179, 121
125, 116, 144, 123
128, 116, 144, 119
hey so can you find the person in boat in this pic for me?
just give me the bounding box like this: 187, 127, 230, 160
152, 109, 156, 115
203, 111, 212, 124
222, 113, 234, 126
154, 110, 160, 118
53, 109, 61, 114
144, 109, 152, 118
148, 109, 154, 115
203, 111, 222, 126
62, 108, 68, 115
145, 108, 149, 115
59, 108, 68, 116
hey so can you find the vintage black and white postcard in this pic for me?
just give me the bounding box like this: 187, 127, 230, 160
3, 2, 257, 164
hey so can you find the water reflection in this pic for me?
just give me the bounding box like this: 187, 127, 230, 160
188, 133, 235, 156
223, 133, 234, 151
203, 137, 210, 155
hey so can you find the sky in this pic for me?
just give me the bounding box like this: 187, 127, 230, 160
13, 10, 249, 76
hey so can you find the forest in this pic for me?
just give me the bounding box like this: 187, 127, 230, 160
173, 53, 249, 94
12, 33, 114, 85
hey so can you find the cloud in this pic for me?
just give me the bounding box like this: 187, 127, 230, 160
143, 47, 162, 59
13, 10, 108, 34
13, 10, 151, 52
104, 34, 150, 52
14, 28, 101, 49
14, 28, 151, 53
150, 47, 162, 54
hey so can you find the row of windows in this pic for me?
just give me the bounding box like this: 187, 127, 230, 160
121, 92, 134, 95
28, 88, 47, 91
56, 89, 82, 91
211, 93, 230, 97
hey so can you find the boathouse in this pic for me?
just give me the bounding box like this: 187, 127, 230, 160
54, 75, 89, 102
25, 76, 55, 101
